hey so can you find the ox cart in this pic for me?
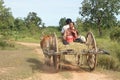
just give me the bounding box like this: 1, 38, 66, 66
40, 32, 109, 71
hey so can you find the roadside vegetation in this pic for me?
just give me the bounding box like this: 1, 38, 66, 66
0, 0, 120, 79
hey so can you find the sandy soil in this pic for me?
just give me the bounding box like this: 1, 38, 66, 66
16, 42, 112, 80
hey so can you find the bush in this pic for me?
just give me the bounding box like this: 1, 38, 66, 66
114, 46, 120, 62
97, 55, 120, 71
110, 27, 120, 43
0, 40, 15, 49
0, 40, 8, 48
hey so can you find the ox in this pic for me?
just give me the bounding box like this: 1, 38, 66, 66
40, 33, 58, 66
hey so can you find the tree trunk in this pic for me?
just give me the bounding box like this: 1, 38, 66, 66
98, 25, 102, 36
97, 18, 102, 36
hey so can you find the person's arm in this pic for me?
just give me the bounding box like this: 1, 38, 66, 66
63, 30, 67, 40
71, 29, 78, 39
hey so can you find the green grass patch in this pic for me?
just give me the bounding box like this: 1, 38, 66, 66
17, 36, 40, 43
97, 55, 120, 70
96, 37, 120, 71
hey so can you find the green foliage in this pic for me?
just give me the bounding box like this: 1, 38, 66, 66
110, 27, 120, 43
0, 40, 8, 48
117, 52, 120, 62
80, 0, 119, 25
0, 40, 15, 49
109, 41, 120, 62
25, 12, 42, 28
98, 55, 120, 70
117, 21, 120, 27
97, 37, 120, 71
14, 18, 27, 31
0, 0, 14, 30
59, 17, 66, 30
75, 17, 84, 32
40, 27, 61, 37
80, 0, 120, 36
5, 26, 61, 43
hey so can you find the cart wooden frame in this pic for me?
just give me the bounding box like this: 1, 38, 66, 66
41, 32, 103, 71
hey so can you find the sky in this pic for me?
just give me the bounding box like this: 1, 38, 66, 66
3, 0, 120, 26
4, 0, 83, 26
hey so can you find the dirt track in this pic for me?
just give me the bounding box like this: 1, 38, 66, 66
16, 42, 112, 80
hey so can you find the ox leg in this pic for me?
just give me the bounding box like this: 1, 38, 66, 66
44, 55, 48, 65
53, 55, 61, 71
53, 55, 57, 69
48, 56, 51, 66
44, 55, 51, 66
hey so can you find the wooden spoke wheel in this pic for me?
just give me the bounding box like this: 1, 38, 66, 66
52, 33, 60, 71
86, 32, 97, 70
87, 54, 97, 70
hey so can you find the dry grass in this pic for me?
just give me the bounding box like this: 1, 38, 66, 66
0, 44, 42, 80
58, 39, 87, 52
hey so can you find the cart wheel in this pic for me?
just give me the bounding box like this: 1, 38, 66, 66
52, 32, 60, 71
53, 55, 61, 71
87, 54, 97, 70
86, 32, 97, 70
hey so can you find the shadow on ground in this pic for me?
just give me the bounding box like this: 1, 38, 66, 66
27, 58, 91, 74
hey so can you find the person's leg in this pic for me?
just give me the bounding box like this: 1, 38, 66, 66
62, 39, 69, 45
74, 38, 84, 43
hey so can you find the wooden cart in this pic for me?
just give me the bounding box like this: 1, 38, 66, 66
40, 32, 108, 71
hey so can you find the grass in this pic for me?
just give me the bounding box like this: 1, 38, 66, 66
0, 44, 42, 80
96, 37, 120, 71
17, 36, 40, 43
0, 40, 15, 50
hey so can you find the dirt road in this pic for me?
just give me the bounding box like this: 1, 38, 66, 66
16, 42, 112, 80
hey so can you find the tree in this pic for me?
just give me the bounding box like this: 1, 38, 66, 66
14, 18, 26, 31
0, 0, 14, 30
110, 27, 120, 42
79, 0, 120, 36
75, 17, 83, 31
59, 17, 66, 30
117, 21, 120, 27
25, 12, 42, 29
42, 23, 45, 28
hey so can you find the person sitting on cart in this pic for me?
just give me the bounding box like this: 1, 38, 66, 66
61, 18, 73, 35
63, 22, 86, 44
63, 22, 78, 43
61, 18, 73, 45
